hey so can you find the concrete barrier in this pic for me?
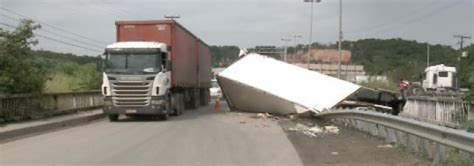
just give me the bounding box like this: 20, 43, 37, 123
0, 91, 103, 123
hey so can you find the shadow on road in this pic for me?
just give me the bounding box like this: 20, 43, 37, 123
112, 102, 229, 123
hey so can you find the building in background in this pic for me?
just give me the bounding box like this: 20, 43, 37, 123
290, 49, 365, 81
292, 63, 365, 82
288, 49, 351, 63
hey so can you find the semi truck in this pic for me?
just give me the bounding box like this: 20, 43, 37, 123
102, 20, 212, 121
408, 64, 458, 96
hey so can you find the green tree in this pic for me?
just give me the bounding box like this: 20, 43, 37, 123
210, 46, 239, 67
70, 63, 101, 91
0, 20, 49, 94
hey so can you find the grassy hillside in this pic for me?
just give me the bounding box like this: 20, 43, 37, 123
346, 39, 458, 81
31, 50, 101, 93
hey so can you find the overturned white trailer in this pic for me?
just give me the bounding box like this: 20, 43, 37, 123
217, 54, 361, 115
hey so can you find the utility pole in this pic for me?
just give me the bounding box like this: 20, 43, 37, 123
293, 35, 302, 49
453, 35, 471, 89
292, 35, 302, 63
426, 43, 430, 68
281, 38, 291, 62
454, 35, 471, 51
304, 0, 321, 70
337, 0, 343, 78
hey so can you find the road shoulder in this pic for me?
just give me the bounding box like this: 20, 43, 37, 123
279, 118, 429, 166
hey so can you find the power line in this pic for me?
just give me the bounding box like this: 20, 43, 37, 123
0, 7, 108, 45
346, 0, 463, 36
0, 13, 103, 49
346, 0, 442, 34
454, 35, 471, 50
0, 22, 102, 53
370, 1, 463, 36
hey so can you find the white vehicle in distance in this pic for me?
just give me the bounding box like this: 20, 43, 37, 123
210, 79, 223, 100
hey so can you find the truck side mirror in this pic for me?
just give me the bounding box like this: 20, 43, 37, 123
161, 52, 169, 71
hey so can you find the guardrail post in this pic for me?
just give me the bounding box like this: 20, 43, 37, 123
469, 103, 474, 121
377, 125, 387, 138
385, 127, 397, 144
395, 130, 408, 149
407, 134, 420, 153
420, 139, 433, 160
433, 144, 447, 165
460, 151, 472, 166
0, 98, 4, 123
53, 94, 58, 111
90, 94, 94, 108
72, 93, 77, 109
369, 123, 379, 136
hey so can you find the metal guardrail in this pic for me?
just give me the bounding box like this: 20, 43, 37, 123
402, 96, 473, 128
0, 91, 103, 123
316, 110, 473, 164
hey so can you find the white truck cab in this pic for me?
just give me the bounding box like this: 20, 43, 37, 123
421, 64, 457, 92
102, 41, 172, 121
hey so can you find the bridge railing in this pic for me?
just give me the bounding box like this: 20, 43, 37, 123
317, 110, 473, 165
401, 96, 474, 128
0, 91, 103, 123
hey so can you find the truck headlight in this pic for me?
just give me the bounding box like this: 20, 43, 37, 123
151, 100, 164, 105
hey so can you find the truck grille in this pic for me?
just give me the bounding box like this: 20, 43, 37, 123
111, 82, 152, 107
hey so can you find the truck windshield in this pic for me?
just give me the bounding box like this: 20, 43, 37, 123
105, 53, 161, 74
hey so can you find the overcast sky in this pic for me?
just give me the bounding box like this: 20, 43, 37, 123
0, 0, 472, 56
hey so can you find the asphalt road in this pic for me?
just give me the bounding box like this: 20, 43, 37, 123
0, 102, 429, 166
0, 104, 303, 166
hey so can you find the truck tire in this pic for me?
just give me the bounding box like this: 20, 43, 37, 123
179, 93, 185, 114
160, 98, 171, 120
160, 112, 169, 120
407, 84, 424, 96
200, 88, 210, 106
171, 93, 180, 116
193, 89, 200, 109
108, 114, 119, 122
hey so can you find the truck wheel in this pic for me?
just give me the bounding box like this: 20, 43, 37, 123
160, 113, 169, 120
171, 94, 180, 116
407, 84, 424, 96
178, 93, 185, 114
108, 114, 119, 122
193, 90, 200, 109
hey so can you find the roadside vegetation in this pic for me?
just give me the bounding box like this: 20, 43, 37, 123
0, 20, 101, 94
2, 20, 473, 95
209, 45, 239, 67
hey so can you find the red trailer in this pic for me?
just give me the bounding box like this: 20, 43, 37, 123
115, 20, 212, 89
102, 20, 211, 116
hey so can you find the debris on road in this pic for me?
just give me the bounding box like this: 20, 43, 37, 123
239, 121, 246, 124
324, 126, 340, 134
256, 113, 268, 118
376, 144, 393, 149
288, 123, 310, 131
308, 126, 323, 133
302, 131, 317, 138
288, 123, 323, 138
288, 115, 295, 119
331, 152, 339, 155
